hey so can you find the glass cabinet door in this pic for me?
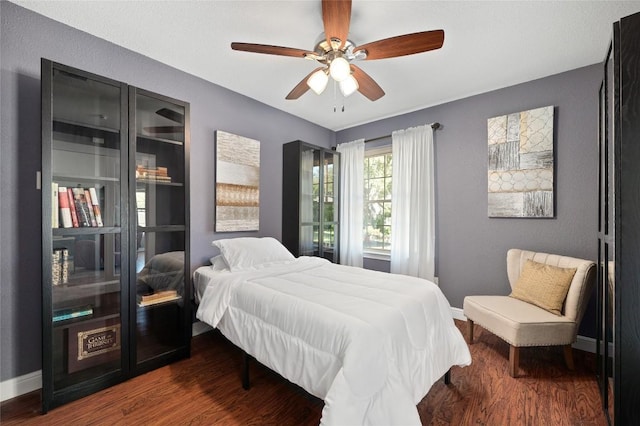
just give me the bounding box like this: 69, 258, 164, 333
282, 140, 340, 262
299, 145, 320, 256
604, 38, 616, 424
42, 60, 128, 411
321, 151, 339, 262
130, 89, 190, 367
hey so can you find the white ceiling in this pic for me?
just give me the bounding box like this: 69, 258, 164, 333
13, 0, 640, 131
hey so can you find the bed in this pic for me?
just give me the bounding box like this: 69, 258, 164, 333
194, 237, 471, 425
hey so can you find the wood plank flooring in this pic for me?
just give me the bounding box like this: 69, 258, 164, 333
1, 320, 606, 425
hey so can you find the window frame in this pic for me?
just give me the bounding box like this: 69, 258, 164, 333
363, 145, 392, 258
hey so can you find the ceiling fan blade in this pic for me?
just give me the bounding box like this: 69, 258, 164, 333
322, 0, 352, 49
354, 30, 444, 60
231, 42, 315, 58
351, 65, 385, 101
286, 67, 325, 100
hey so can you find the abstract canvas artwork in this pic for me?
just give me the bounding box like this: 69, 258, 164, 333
215, 130, 260, 231
487, 106, 554, 218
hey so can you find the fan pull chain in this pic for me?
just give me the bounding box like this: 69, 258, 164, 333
332, 80, 345, 113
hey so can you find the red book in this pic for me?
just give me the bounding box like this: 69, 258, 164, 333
67, 188, 79, 227
57, 186, 73, 228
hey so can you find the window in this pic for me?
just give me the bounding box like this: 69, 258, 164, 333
363, 147, 392, 253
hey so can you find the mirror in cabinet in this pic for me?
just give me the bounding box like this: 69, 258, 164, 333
130, 89, 190, 369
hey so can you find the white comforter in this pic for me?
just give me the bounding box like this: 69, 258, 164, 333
195, 257, 471, 425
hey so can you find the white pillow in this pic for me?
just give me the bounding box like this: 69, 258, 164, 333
212, 237, 294, 272
209, 255, 230, 272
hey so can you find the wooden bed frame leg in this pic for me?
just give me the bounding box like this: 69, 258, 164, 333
444, 369, 451, 385
242, 351, 250, 390
468, 319, 474, 344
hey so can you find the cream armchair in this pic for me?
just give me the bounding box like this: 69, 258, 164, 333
463, 249, 596, 377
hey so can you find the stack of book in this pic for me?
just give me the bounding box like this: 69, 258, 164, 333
53, 305, 93, 322
136, 165, 171, 183
51, 248, 71, 286
138, 290, 181, 307
54, 184, 104, 229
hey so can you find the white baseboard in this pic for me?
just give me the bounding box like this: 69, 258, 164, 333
450, 307, 603, 353
0, 315, 604, 403
0, 370, 41, 402
192, 320, 213, 336
0, 322, 213, 403
451, 306, 466, 321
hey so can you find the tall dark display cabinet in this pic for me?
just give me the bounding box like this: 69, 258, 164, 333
282, 141, 340, 263
596, 11, 640, 425
41, 59, 191, 412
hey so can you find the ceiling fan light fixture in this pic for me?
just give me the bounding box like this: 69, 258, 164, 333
329, 56, 351, 82
339, 75, 359, 97
307, 68, 329, 95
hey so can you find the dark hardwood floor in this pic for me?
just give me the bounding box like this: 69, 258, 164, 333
1, 320, 606, 425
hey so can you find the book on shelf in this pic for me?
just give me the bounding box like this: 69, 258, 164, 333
83, 189, 98, 227
136, 165, 172, 182
61, 249, 70, 284
51, 248, 71, 285
57, 186, 73, 228
66, 187, 79, 227
52, 249, 62, 286
53, 305, 93, 322
138, 290, 181, 307
52, 183, 59, 229
72, 187, 92, 227
88, 187, 104, 227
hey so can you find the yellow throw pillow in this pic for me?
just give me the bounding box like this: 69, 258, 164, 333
510, 260, 577, 315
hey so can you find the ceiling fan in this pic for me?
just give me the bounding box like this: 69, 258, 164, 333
231, 0, 444, 101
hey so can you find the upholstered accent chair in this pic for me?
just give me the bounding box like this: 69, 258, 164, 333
463, 249, 596, 377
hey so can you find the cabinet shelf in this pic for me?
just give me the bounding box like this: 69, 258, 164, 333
136, 179, 183, 187
54, 174, 119, 184
53, 227, 121, 236
137, 134, 184, 146
52, 310, 120, 330
54, 118, 120, 135
138, 225, 185, 233
53, 119, 121, 151
137, 296, 182, 309
53, 278, 120, 304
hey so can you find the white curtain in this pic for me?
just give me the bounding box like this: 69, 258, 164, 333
390, 125, 435, 281
337, 139, 365, 267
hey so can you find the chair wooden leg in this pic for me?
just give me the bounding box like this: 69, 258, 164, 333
563, 345, 575, 370
468, 319, 474, 344
509, 345, 520, 378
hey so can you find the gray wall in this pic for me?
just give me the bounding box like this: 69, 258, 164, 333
1, 1, 601, 385
0, 2, 333, 381
338, 64, 601, 336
